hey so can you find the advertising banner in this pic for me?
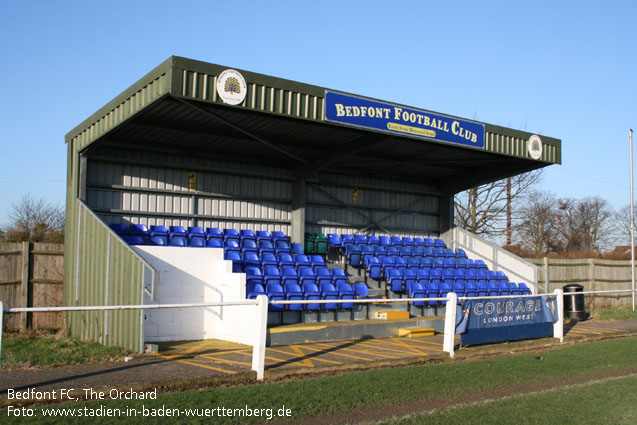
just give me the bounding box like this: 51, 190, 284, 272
324, 91, 485, 149
455, 296, 557, 345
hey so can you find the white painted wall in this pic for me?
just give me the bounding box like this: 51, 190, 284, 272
133, 246, 258, 346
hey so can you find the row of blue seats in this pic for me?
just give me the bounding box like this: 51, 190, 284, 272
361, 255, 486, 273
406, 281, 532, 306
328, 234, 447, 248
346, 244, 466, 261
225, 252, 329, 273
374, 267, 509, 285
248, 281, 370, 311
110, 224, 290, 244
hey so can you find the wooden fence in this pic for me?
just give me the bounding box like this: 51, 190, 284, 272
529, 257, 634, 310
0, 242, 64, 331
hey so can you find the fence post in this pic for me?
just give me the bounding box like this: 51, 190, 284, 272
443, 293, 458, 358
543, 257, 550, 293
20, 241, 31, 331
553, 289, 564, 343
589, 258, 596, 311
0, 300, 3, 367
252, 295, 268, 380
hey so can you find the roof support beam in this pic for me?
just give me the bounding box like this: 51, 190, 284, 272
175, 97, 309, 166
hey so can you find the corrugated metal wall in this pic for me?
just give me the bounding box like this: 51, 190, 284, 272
306, 173, 440, 237
65, 200, 150, 352
86, 146, 294, 234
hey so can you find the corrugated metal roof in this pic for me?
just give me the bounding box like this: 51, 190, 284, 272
67, 56, 561, 193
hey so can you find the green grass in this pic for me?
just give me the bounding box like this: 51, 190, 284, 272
1, 332, 129, 369
3, 338, 637, 424
385, 374, 637, 424
590, 307, 637, 321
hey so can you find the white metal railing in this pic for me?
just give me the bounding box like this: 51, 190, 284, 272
2, 289, 635, 379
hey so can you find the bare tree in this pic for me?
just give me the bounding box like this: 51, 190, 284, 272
556, 196, 614, 252
454, 169, 543, 240
513, 190, 560, 256
2, 194, 65, 243
610, 204, 635, 248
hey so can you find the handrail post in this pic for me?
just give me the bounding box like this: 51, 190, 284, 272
0, 300, 4, 367
252, 295, 268, 380
443, 292, 458, 358
553, 289, 564, 343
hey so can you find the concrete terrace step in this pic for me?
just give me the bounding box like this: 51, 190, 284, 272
398, 327, 435, 338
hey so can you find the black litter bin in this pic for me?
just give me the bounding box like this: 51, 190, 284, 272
563, 284, 586, 321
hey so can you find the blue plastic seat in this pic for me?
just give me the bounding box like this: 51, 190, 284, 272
379, 235, 391, 246
337, 283, 355, 308
188, 238, 205, 248
367, 235, 380, 246
285, 283, 304, 310
303, 283, 322, 310
455, 257, 468, 269
224, 240, 241, 255
433, 247, 446, 257
258, 240, 275, 255
353, 234, 367, 245
423, 238, 434, 247
366, 257, 383, 280
487, 282, 500, 296
443, 257, 456, 269
327, 233, 343, 247
256, 230, 272, 243
280, 266, 299, 286
130, 224, 150, 236
206, 238, 223, 248
439, 281, 452, 304
271, 231, 288, 244
402, 237, 415, 246
388, 269, 404, 293
409, 282, 426, 306
298, 267, 317, 287
277, 253, 295, 268
294, 254, 311, 268
498, 281, 511, 296
519, 282, 532, 295
509, 282, 522, 296
263, 266, 282, 287
260, 252, 278, 269
149, 225, 168, 237
466, 259, 477, 269
310, 255, 326, 268
390, 236, 403, 246
346, 244, 362, 267
242, 252, 261, 268
465, 281, 478, 297
456, 248, 468, 258
274, 240, 291, 256
167, 236, 186, 247
452, 282, 466, 299
223, 229, 241, 244
496, 271, 509, 284
247, 283, 266, 299
425, 282, 440, 306
245, 266, 264, 289
419, 257, 433, 269
320, 282, 339, 309
241, 239, 259, 255
127, 235, 147, 245
224, 251, 243, 273
290, 243, 304, 255
403, 269, 417, 292
205, 227, 223, 241
169, 226, 187, 238
240, 229, 257, 243
340, 234, 354, 247
266, 283, 285, 311
433, 239, 446, 248
354, 283, 371, 298
475, 259, 488, 270
331, 268, 348, 286
188, 226, 205, 239
149, 235, 167, 246
413, 237, 425, 246
476, 279, 488, 297
315, 267, 333, 286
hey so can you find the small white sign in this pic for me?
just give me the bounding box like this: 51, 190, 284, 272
528, 135, 543, 160
216, 69, 247, 105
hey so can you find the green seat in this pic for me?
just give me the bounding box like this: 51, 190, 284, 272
314, 233, 328, 254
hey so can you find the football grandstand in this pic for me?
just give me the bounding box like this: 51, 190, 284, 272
63, 56, 561, 353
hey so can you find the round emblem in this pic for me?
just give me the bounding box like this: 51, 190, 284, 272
527, 135, 543, 160
217, 69, 247, 105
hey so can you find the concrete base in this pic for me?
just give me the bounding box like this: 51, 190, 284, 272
267, 316, 445, 346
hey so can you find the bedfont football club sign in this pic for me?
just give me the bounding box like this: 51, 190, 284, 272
324, 91, 485, 148
217, 69, 247, 105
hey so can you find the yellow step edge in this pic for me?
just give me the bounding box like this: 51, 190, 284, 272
374, 310, 410, 320
398, 327, 435, 337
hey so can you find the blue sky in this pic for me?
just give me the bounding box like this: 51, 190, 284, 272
0, 0, 635, 226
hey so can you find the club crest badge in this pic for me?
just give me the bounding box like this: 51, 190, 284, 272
527, 135, 543, 160
217, 69, 247, 105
